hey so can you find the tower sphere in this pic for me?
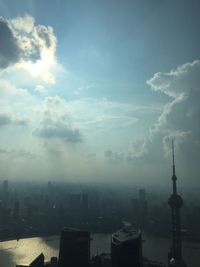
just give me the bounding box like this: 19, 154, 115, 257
168, 194, 183, 209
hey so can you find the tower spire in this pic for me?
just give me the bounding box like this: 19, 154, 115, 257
172, 139, 175, 176
171, 139, 177, 194
168, 140, 187, 267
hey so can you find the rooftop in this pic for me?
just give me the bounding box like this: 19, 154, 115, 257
111, 227, 141, 244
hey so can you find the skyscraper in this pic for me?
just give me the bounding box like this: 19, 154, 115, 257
2, 180, 9, 204
139, 189, 146, 202
58, 228, 90, 267
111, 227, 143, 267
138, 189, 148, 228
168, 140, 187, 267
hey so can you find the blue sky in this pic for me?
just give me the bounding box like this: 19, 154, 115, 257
0, 0, 200, 187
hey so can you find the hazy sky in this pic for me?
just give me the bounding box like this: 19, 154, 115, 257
0, 0, 200, 187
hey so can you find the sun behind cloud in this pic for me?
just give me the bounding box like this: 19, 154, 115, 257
0, 14, 57, 84
24, 47, 56, 84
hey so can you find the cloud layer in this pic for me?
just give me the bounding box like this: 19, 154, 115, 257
0, 13, 199, 185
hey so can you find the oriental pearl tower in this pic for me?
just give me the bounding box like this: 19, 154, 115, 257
168, 140, 187, 267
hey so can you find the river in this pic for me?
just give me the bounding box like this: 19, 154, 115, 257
0, 233, 199, 267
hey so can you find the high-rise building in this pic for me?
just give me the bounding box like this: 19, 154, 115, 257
130, 198, 139, 225
82, 193, 89, 221
139, 189, 146, 202
3, 180, 8, 192
111, 227, 143, 267
13, 200, 20, 218
168, 140, 187, 267
138, 189, 148, 228
58, 228, 90, 267
70, 194, 81, 211
2, 180, 9, 204
82, 193, 89, 210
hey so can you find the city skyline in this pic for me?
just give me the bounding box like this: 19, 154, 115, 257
0, 1, 200, 187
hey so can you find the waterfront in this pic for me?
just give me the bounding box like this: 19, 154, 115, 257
0, 233, 199, 267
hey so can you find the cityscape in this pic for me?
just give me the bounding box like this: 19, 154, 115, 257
0, 0, 200, 267
0, 143, 200, 266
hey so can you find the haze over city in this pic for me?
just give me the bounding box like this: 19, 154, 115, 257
0, 0, 200, 188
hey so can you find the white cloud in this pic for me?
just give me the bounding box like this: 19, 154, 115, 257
140, 59, 200, 181
147, 59, 200, 137
127, 138, 147, 160
118, 58, 200, 181
147, 60, 200, 99
66, 98, 148, 132
35, 84, 45, 93
0, 79, 28, 95
11, 14, 34, 33
33, 96, 82, 143
162, 131, 191, 158
74, 84, 94, 96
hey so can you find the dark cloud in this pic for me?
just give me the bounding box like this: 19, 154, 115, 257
0, 148, 35, 159
20, 36, 41, 62
0, 15, 57, 70
87, 153, 96, 159
0, 113, 27, 126
0, 113, 12, 125
105, 150, 112, 158
35, 123, 82, 143
0, 17, 20, 68
36, 25, 52, 48
104, 150, 124, 164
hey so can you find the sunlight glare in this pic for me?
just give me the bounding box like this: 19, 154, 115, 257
24, 49, 55, 84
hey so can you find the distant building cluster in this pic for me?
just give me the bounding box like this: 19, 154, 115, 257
0, 179, 199, 243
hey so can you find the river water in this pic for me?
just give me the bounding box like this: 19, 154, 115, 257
0, 233, 199, 267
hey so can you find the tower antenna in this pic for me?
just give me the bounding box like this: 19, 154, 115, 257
172, 139, 175, 176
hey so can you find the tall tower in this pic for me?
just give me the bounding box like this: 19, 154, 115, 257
168, 140, 187, 267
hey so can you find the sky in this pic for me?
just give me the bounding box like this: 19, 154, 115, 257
0, 0, 200, 188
